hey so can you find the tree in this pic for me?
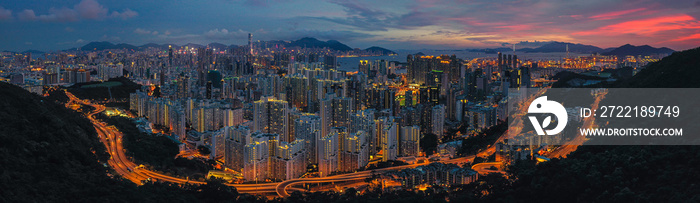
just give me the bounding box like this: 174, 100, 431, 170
420, 132, 438, 156
195, 178, 239, 202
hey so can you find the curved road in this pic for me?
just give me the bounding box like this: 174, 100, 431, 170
65, 90, 514, 198
471, 162, 505, 174
66, 91, 281, 193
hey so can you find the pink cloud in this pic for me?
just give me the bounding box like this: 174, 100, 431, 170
0, 6, 12, 20
670, 33, 700, 42
17, 9, 38, 21
75, 0, 107, 19
590, 8, 647, 20
110, 9, 138, 20
574, 15, 700, 36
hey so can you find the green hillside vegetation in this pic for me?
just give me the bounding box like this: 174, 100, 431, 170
96, 114, 215, 180
82, 81, 123, 88
617, 47, 700, 88
0, 82, 259, 202
481, 46, 700, 202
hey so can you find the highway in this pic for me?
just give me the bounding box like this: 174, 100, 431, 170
547, 89, 606, 158
65, 91, 282, 194
471, 162, 505, 175
63, 90, 515, 198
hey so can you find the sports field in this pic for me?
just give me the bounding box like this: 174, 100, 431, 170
81, 81, 123, 88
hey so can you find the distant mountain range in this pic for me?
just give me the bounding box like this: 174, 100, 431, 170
519, 42, 606, 54
286, 37, 353, 51
58, 37, 396, 55
5, 39, 673, 57
364, 46, 397, 55
467, 42, 675, 56
601, 44, 675, 57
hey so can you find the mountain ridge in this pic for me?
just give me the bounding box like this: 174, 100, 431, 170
64, 37, 396, 55
602, 44, 675, 57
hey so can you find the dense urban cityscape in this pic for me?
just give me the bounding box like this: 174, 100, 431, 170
1, 0, 700, 202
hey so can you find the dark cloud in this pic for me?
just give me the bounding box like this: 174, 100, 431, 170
0, 6, 13, 20
75, 0, 107, 19
239, 0, 291, 7
329, 0, 388, 19
12, 0, 137, 22
2, 0, 699, 52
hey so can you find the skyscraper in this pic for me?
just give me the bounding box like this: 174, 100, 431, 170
177, 74, 189, 99
431, 105, 445, 138
318, 129, 339, 177
400, 125, 421, 157
160, 64, 166, 87
498, 52, 503, 69
407, 54, 414, 83
168, 45, 173, 66
339, 131, 368, 172
380, 117, 398, 161
294, 115, 322, 164
270, 140, 306, 180
248, 33, 253, 55
253, 96, 289, 137
243, 138, 268, 182
198, 47, 213, 86
319, 94, 354, 137
350, 109, 376, 154
224, 126, 249, 171
324, 55, 337, 70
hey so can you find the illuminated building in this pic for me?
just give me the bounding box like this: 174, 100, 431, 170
318, 128, 339, 177
400, 125, 421, 157
224, 126, 249, 171
176, 74, 189, 99
243, 132, 279, 181
350, 109, 376, 154
270, 140, 306, 180
223, 108, 244, 127
319, 93, 354, 137
97, 64, 123, 81
294, 115, 321, 164
324, 55, 337, 70
431, 105, 445, 138
379, 117, 398, 161
243, 138, 268, 182
253, 96, 289, 138
212, 129, 226, 159
339, 131, 369, 172
248, 33, 253, 55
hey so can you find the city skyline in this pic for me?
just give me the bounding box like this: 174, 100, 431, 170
2, 0, 700, 201
2, 0, 700, 52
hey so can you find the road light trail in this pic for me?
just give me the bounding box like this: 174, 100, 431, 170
64, 90, 515, 198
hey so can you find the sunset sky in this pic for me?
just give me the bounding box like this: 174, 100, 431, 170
1, 0, 699, 52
